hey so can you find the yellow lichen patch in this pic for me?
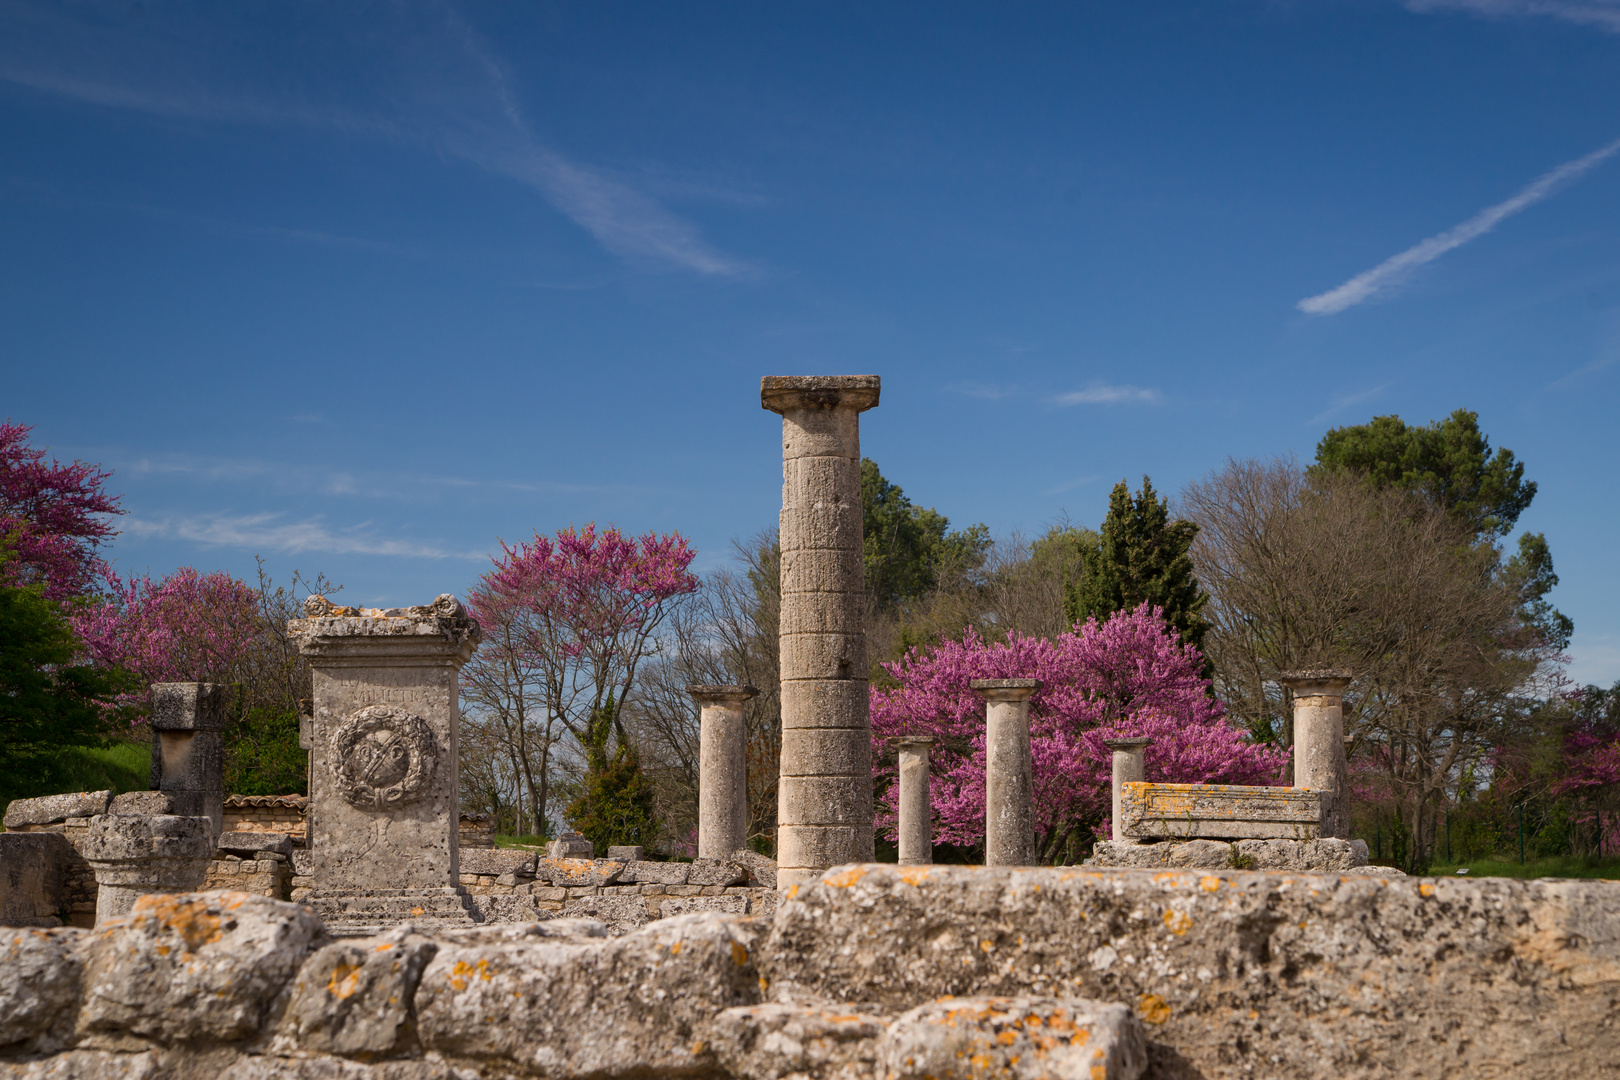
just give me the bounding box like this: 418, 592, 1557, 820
979, 940, 994, 953
1199, 876, 1221, 892
731, 942, 749, 967
1070, 1028, 1091, 1046
823, 867, 866, 889
1162, 909, 1193, 936
1091, 1065, 1108, 1080
132, 895, 223, 952
1419, 883, 1435, 898
898, 866, 934, 887
328, 962, 362, 999
997, 1031, 1018, 1045
787, 884, 800, 900
375, 943, 395, 952
758, 976, 770, 994
1136, 994, 1171, 1025
671, 941, 682, 956
449, 958, 493, 991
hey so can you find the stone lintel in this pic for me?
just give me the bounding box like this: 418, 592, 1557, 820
1121, 781, 1321, 841
761, 375, 881, 414
1278, 669, 1352, 696
1102, 737, 1153, 752
970, 678, 1041, 702
687, 684, 760, 705
150, 682, 229, 732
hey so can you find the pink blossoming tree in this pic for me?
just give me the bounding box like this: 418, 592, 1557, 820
871, 603, 1290, 862
0, 422, 122, 602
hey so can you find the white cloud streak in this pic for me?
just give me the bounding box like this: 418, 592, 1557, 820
1053, 384, 1161, 405
1299, 135, 1620, 315
1405, 0, 1620, 32
126, 513, 487, 560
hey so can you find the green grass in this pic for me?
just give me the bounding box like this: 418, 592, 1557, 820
1423, 855, 1620, 880
0, 741, 150, 808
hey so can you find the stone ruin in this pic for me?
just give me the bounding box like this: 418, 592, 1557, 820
0, 374, 1616, 1077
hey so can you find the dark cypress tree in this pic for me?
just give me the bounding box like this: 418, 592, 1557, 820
1064, 476, 1210, 650
565, 698, 660, 851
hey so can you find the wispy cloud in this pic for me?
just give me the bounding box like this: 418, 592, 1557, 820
1405, 0, 1620, 33
0, 4, 751, 276
1041, 475, 1099, 495
126, 512, 487, 560
1299, 135, 1620, 315
1053, 384, 1161, 405
1309, 383, 1391, 425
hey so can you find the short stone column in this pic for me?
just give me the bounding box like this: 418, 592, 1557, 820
1103, 737, 1152, 843
150, 682, 227, 836
288, 595, 482, 934
689, 684, 758, 860
1279, 669, 1353, 839
893, 737, 934, 865
972, 679, 1040, 866
763, 375, 881, 887
81, 814, 214, 925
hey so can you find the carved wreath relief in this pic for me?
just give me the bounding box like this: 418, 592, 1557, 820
331, 705, 440, 810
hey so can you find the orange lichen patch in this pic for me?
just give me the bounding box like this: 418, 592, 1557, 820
1419, 883, 1435, 898
375, 943, 395, 952
1070, 1028, 1091, 1047
132, 895, 223, 953
411, 907, 425, 917
671, 941, 683, 956
1248, 1010, 1259, 1021
898, 866, 934, 887
1199, 876, 1221, 892
997, 1031, 1018, 1045
980, 940, 995, 953
328, 962, 362, 999
786, 884, 800, 900
823, 867, 866, 888
1137, 994, 1171, 1025
1162, 910, 1193, 936
731, 942, 749, 967
1091, 1066, 1107, 1080
449, 958, 492, 991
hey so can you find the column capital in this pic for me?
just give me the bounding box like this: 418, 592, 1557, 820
151, 682, 229, 732
687, 684, 760, 706
288, 598, 481, 665
970, 678, 1041, 702
891, 736, 936, 748
1278, 669, 1353, 696
761, 375, 880, 414
1102, 737, 1153, 752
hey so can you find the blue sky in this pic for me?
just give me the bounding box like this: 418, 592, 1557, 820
4, 1, 1619, 686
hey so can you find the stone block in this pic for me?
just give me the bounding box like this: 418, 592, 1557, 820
779, 728, 872, 779
778, 681, 870, 730
276, 932, 438, 1056
664, 884, 703, 897
108, 791, 176, 816
779, 633, 867, 682
536, 858, 624, 888
528, 886, 567, 902
711, 1002, 889, 1080
779, 549, 864, 596
414, 911, 761, 1074
606, 845, 643, 862
1083, 841, 1170, 868
776, 826, 868, 870
777, 775, 872, 825
77, 892, 324, 1044
879, 996, 1146, 1080
1235, 837, 1368, 871
747, 890, 779, 921
0, 833, 72, 927
1165, 839, 1235, 869
218, 831, 294, 858
562, 895, 653, 934
546, 832, 593, 859
457, 848, 536, 878
473, 895, 550, 924
729, 849, 777, 889
777, 591, 865, 635
687, 858, 748, 887
3, 791, 111, 829
0, 927, 84, 1053
621, 859, 688, 886
1120, 781, 1320, 840
660, 895, 747, 919
290, 850, 315, 877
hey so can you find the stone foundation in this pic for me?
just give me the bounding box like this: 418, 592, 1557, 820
1086, 836, 1379, 872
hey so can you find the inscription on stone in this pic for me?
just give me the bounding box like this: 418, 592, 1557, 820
330, 705, 440, 811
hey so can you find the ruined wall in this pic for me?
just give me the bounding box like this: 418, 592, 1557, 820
0, 866, 1615, 1080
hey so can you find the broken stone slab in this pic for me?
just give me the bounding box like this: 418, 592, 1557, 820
1235, 837, 1368, 871
561, 895, 652, 934
108, 790, 176, 816
80, 814, 215, 924
223, 1053, 466, 1079
619, 860, 688, 886
413, 911, 762, 1075
290, 850, 315, 877
0, 833, 74, 928
763, 864, 1620, 1078
273, 929, 438, 1057
711, 1002, 891, 1080
1343, 864, 1407, 877
472, 894, 550, 924
3, 790, 111, 829
77, 892, 325, 1045
218, 831, 294, 859
729, 849, 778, 889
1120, 781, 1321, 840
545, 832, 593, 859
0, 927, 85, 1053
535, 857, 624, 888
880, 996, 1146, 1080
660, 895, 747, 919
458, 848, 536, 878
686, 858, 748, 887
1083, 840, 1170, 868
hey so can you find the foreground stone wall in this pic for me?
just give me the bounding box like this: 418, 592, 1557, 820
0, 866, 1615, 1079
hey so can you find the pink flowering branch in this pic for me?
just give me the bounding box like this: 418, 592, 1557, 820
0, 421, 122, 602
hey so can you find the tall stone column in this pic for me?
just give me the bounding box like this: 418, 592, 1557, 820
972, 679, 1040, 866
1279, 669, 1353, 839
763, 374, 880, 887
150, 682, 227, 836
893, 737, 934, 865
288, 595, 482, 935
1102, 737, 1152, 843
690, 685, 758, 860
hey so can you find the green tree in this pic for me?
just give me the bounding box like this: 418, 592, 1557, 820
1313, 409, 1534, 541
224, 706, 307, 796
565, 700, 659, 851
1064, 477, 1210, 650
861, 458, 990, 609
0, 576, 133, 801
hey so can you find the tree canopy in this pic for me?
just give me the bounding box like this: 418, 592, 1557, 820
0, 421, 122, 603
1064, 477, 1209, 651
861, 458, 990, 610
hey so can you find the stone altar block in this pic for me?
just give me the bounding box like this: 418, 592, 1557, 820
288, 594, 482, 935
1120, 781, 1321, 841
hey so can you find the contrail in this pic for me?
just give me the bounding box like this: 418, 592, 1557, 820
1298, 135, 1620, 315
